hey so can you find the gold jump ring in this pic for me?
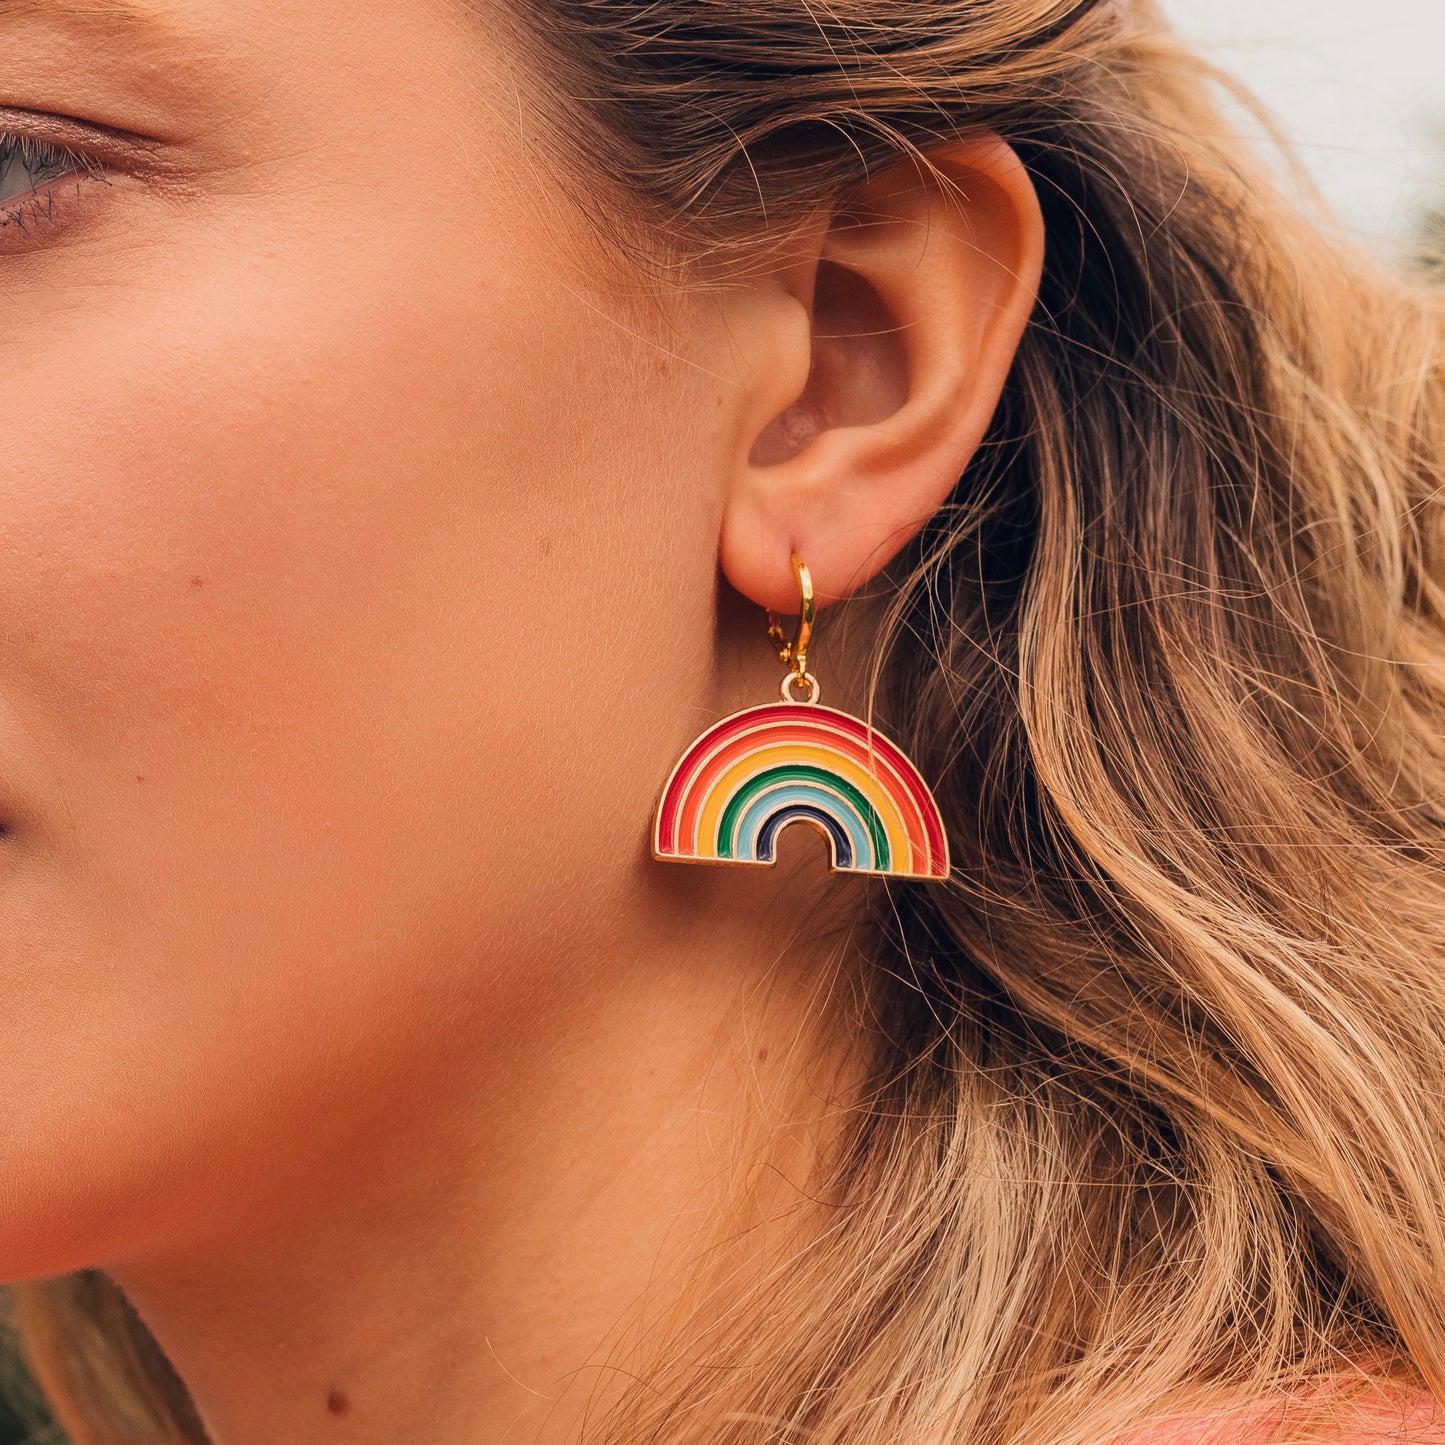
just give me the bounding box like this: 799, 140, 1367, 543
765, 554, 814, 681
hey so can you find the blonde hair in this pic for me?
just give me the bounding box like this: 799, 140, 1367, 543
8, 1, 1445, 1441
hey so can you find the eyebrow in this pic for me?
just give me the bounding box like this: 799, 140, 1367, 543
0, 0, 214, 132
0, 0, 193, 63
0, 0, 176, 25
2, 0, 153, 12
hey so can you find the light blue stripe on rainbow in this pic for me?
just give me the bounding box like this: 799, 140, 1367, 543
734, 779, 878, 868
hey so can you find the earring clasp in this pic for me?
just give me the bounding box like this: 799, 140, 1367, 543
766, 554, 819, 702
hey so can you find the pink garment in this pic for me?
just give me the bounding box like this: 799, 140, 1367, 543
1125, 1379, 1442, 1445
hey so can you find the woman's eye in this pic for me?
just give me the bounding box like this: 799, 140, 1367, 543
0, 132, 104, 240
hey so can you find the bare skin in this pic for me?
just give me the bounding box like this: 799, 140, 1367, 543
0, 0, 1043, 1440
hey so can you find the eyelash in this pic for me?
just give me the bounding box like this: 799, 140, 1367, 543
0, 131, 109, 242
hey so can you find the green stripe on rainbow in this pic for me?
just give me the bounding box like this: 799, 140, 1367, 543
653, 702, 950, 880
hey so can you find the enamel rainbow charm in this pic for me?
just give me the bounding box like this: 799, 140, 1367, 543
653, 700, 949, 878
652, 555, 951, 883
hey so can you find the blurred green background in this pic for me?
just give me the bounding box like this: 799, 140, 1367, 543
0, 1395, 31, 1445
0, 1320, 59, 1445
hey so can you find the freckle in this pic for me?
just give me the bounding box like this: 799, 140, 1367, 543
189, 577, 205, 589
756, 1048, 768, 1063
135, 775, 145, 784
326, 1389, 351, 1417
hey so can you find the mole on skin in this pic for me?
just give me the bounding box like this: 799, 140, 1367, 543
326, 1389, 351, 1417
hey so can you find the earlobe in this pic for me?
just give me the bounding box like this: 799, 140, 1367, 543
717, 135, 1045, 615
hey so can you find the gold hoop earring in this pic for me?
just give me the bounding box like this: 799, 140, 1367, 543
652, 555, 951, 881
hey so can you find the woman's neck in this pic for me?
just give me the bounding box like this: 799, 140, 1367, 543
104, 871, 863, 1445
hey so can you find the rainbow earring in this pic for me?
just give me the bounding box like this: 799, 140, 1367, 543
653, 555, 951, 881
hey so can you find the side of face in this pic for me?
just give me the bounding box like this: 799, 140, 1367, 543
0, 0, 737, 1271
0, 0, 1046, 1277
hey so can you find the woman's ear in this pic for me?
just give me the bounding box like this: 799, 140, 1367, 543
715, 135, 1044, 613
